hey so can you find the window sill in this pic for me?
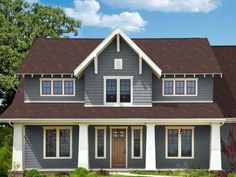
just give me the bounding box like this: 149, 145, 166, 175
165, 157, 194, 160
43, 156, 72, 160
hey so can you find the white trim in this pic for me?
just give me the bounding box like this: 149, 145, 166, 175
78, 124, 89, 169
103, 76, 133, 106
152, 101, 213, 103
131, 126, 143, 159
162, 73, 223, 76
43, 126, 73, 159
139, 56, 142, 75
85, 104, 152, 107
74, 27, 162, 77
162, 78, 198, 96
40, 78, 75, 96
95, 126, 107, 159
24, 101, 84, 103
94, 56, 98, 74
114, 58, 123, 70
117, 34, 120, 52
110, 126, 128, 168
165, 126, 194, 159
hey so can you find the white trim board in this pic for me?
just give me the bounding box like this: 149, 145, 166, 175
24, 101, 85, 103
73, 27, 162, 77
152, 101, 213, 103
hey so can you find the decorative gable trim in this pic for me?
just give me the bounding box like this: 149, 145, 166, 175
73, 27, 162, 77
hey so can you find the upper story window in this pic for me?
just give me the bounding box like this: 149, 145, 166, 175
163, 78, 198, 96
104, 76, 133, 106
114, 58, 123, 70
165, 126, 194, 159
40, 78, 75, 96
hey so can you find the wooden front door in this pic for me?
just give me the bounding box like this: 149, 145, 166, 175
112, 129, 126, 168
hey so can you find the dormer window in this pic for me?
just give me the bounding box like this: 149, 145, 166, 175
40, 78, 75, 96
163, 78, 198, 96
104, 76, 133, 106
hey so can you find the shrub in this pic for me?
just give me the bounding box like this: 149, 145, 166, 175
97, 169, 109, 176
74, 167, 88, 177
228, 171, 236, 177
25, 169, 40, 177
0, 146, 12, 177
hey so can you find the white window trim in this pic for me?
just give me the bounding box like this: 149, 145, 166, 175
114, 58, 123, 70
103, 76, 133, 106
43, 126, 73, 159
95, 126, 107, 159
165, 126, 194, 159
131, 126, 143, 159
162, 78, 198, 96
40, 78, 75, 96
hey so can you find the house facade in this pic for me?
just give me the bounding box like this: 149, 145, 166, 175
1, 27, 236, 172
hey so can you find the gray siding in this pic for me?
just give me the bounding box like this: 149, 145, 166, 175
25, 125, 79, 169
84, 38, 152, 106
89, 125, 146, 169
24, 75, 84, 102
221, 123, 236, 171
156, 125, 210, 169
153, 75, 213, 102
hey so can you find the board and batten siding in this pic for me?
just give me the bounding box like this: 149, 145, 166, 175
24, 75, 84, 102
88, 125, 146, 169
155, 125, 210, 169
25, 125, 79, 169
153, 75, 213, 102
84, 38, 152, 106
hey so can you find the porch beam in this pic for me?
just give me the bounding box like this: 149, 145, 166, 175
78, 124, 89, 169
209, 123, 222, 171
12, 124, 24, 171
145, 123, 156, 170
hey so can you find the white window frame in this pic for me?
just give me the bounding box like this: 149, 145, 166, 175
40, 78, 75, 96
162, 78, 198, 96
165, 126, 194, 159
43, 126, 73, 159
95, 126, 107, 159
131, 126, 143, 159
114, 58, 123, 70
103, 76, 133, 106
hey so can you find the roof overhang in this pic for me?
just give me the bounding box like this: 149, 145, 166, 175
73, 27, 162, 77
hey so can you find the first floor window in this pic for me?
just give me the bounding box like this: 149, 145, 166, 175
53, 81, 62, 95
42, 80, 51, 95
164, 80, 173, 95
64, 80, 74, 95
44, 127, 72, 159
187, 81, 196, 95
166, 127, 194, 158
132, 127, 143, 158
95, 127, 106, 158
175, 81, 185, 95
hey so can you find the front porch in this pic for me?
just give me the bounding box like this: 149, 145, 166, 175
11, 118, 224, 172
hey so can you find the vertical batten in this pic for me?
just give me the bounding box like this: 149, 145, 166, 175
117, 34, 120, 52
94, 56, 98, 74
139, 56, 142, 74
12, 124, 24, 171
78, 124, 89, 169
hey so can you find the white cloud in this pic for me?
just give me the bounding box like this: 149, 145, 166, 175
102, 0, 221, 13
64, 0, 146, 32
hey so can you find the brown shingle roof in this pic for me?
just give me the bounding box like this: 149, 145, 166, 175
0, 79, 223, 119
16, 38, 222, 74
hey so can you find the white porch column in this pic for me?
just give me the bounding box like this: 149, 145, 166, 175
209, 123, 222, 171
78, 124, 89, 169
145, 123, 156, 170
12, 124, 24, 171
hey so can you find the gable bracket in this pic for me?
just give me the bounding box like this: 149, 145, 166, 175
139, 55, 142, 75
94, 56, 98, 74
117, 34, 120, 52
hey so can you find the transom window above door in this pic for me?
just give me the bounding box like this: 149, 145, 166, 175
104, 76, 133, 106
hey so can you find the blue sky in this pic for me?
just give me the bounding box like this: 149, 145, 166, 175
29, 0, 235, 45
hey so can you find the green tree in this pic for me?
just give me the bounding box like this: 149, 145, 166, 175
0, 0, 81, 113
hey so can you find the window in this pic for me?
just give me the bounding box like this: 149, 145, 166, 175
163, 79, 198, 96
95, 127, 106, 159
104, 76, 133, 105
43, 127, 72, 159
114, 59, 123, 70
131, 127, 143, 159
40, 79, 75, 96
42, 81, 51, 95
165, 127, 194, 159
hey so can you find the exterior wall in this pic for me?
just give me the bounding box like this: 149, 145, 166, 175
84, 38, 152, 106
155, 125, 210, 169
153, 75, 213, 102
221, 123, 236, 171
25, 125, 79, 169
88, 125, 146, 169
24, 75, 84, 102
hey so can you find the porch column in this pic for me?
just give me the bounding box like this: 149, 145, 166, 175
209, 123, 222, 171
78, 124, 89, 169
12, 124, 24, 171
145, 123, 156, 170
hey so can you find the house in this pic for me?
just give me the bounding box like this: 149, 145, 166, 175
1, 27, 236, 173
